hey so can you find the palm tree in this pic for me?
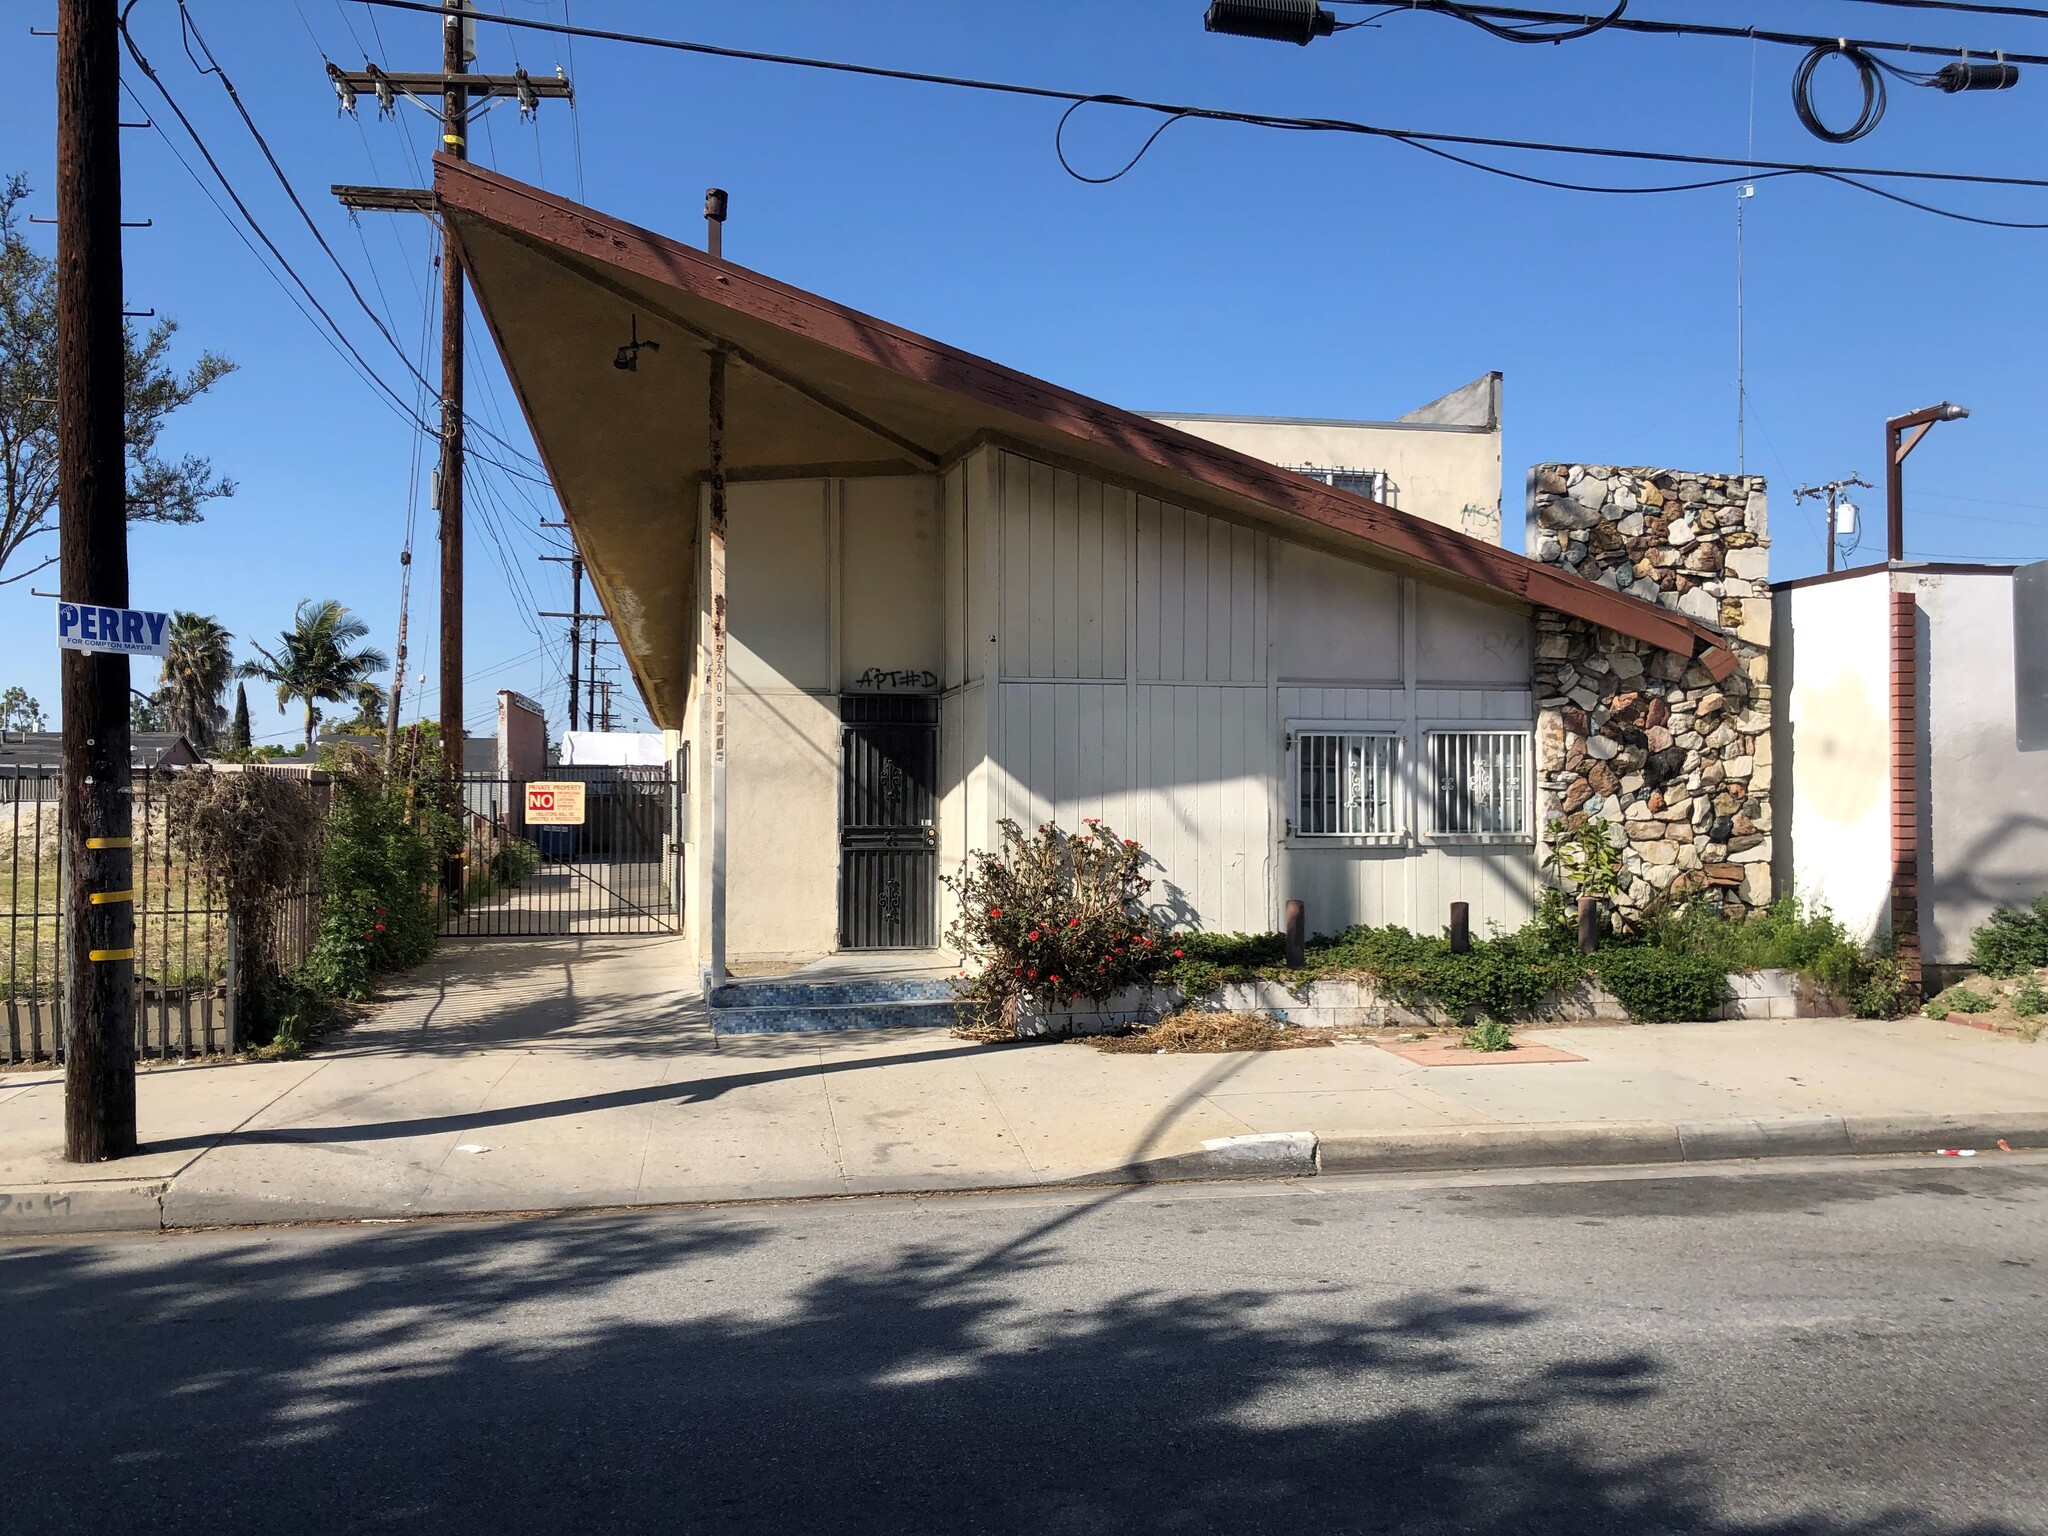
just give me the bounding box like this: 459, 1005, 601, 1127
239, 599, 389, 754
156, 611, 233, 750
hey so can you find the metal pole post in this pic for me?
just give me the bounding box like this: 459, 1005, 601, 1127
707, 350, 730, 991
1449, 901, 1470, 954
1825, 487, 1838, 575
1283, 899, 1305, 970
1577, 896, 1601, 955
58, 0, 138, 1161
1885, 420, 1905, 565
567, 554, 582, 732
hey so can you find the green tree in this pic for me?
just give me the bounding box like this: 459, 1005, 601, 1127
156, 611, 233, 750
227, 682, 252, 752
238, 599, 389, 753
0, 684, 42, 730
130, 692, 169, 733
0, 174, 236, 587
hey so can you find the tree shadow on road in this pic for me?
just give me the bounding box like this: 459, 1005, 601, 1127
1, 1200, 2030, 1536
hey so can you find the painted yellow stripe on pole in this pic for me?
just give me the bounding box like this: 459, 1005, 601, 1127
85, 836, 134, 849
88, 889, 135, 905
88, 948, 135, 963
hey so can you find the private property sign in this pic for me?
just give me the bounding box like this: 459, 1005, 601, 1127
524, 781, 587, 826
56, 602, 172, 658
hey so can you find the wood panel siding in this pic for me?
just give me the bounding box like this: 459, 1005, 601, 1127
998, 452, 1130, 681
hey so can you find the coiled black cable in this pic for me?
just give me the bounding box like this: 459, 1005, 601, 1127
1793, 42, 1890, 141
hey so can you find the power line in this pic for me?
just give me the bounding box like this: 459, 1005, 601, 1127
345, 0, 2048, 225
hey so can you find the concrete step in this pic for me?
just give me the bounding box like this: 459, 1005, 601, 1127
708, 976, 958, 1009
710, 999, 962, 1035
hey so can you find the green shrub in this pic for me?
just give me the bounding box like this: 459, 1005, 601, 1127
2012, 975, 2047, 1020
1313, 921, 1585, 1022
1848, 952, 1914, 1019
944, 819, 1170, 1035
1968, 897, 2048, 978
1928, 985, 1994, 1018
1592, 946, 1727, 1023
1543, 815, 1621, 898
1462, 1019, 1515, 1053
304, 750, 454, 1001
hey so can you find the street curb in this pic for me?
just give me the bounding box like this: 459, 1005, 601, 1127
1074, 1131, 1320, 1185
7, 1114, 2048, 1235
1317, 1112, 2048, 1175
0, 1182, 166, 1236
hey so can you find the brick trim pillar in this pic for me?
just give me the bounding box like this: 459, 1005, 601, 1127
1888, 588, 1921, 995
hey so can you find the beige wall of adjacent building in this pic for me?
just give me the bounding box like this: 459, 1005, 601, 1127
1146, 374, 1504, 545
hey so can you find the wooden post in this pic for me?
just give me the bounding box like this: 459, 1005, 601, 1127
58, 0, 138, 1161
1283, 899, 1305, 971
1449, 901, 1470, 954
1577, 895, 1600, 955
706, 349, 730, 990
437, 4, 468, 779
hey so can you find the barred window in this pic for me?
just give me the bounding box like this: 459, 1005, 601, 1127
1294, 731, 1400, 838
1283, 464, 1386, 502
1427, 730, 1531, 839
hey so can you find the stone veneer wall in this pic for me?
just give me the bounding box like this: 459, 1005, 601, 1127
1528, 465, 1774, 916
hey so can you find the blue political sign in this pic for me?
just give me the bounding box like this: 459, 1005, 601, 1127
55, 602, 173, 658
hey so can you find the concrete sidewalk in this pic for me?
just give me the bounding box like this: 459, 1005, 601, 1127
5, 934, 2048, 1234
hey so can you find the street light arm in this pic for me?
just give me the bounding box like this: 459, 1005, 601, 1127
1884, 402, 1969, 563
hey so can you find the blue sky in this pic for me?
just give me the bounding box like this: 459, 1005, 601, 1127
5, 0, 2045, 746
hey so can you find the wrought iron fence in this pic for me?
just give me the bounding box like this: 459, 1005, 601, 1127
436, 768, 680, 938
0, 769, 323, 1066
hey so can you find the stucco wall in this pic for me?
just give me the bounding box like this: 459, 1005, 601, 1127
710, 474, 945, 962
1146, 376, 1503, 544
1772, 572, 1892, 945
1912, 570, 2048, 963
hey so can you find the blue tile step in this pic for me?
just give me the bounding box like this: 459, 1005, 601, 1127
707, 976, 959, 1009
711, 999, 963, 1035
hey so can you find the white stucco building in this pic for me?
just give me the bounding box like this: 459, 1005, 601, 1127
1775, 563, 2048, 972
440, 162, 1740, 978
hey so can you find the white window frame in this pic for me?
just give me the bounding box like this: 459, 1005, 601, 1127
1422, 726, 1534, 844
1286, 723, 1406, 845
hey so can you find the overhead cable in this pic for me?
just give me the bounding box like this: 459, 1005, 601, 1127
344, 0, 2048, 226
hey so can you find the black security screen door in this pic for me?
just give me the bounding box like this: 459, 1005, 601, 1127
840, 696, 938, 949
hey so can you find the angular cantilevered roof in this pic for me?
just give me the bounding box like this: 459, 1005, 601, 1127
437, 158, 1735, 727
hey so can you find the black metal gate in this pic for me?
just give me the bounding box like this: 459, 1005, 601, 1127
839, 697, 937, 949
439, 767, 680, 937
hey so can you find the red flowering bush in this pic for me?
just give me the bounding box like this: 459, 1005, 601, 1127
944, 818, 1169, 1035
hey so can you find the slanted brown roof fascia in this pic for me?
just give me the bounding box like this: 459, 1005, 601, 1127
434, 156, 1736, 678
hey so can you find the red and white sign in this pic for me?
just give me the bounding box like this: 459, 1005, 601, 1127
524, 781, 586, 826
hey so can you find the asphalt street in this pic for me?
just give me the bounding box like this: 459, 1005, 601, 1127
5, 1154, 2046, 1534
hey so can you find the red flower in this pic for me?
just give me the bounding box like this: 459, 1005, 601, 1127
1027, 970, 1038, 979
1049, 974, 1061, 984
1068, 918, 1080, 928
1173, 948, 1183, 958
376, 924, 387, 933
989, 908, 1002, 918
1123, 839, 1137, 847
1140, 936, 1153, 947
376, 907, 387, 916
1027, 929, 1040, 942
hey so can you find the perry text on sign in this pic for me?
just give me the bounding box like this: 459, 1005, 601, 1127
56, 603, 172, 658
525, 782, 587, 826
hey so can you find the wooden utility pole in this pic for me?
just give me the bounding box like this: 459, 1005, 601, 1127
328, 15, 569, 776
540, 551, 584, 730
437, 5, 469, 778
58, 0, 137, 1161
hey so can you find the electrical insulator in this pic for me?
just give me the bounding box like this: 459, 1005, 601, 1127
1935, 60, 2020, 92
1204, 0, 1336, 45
